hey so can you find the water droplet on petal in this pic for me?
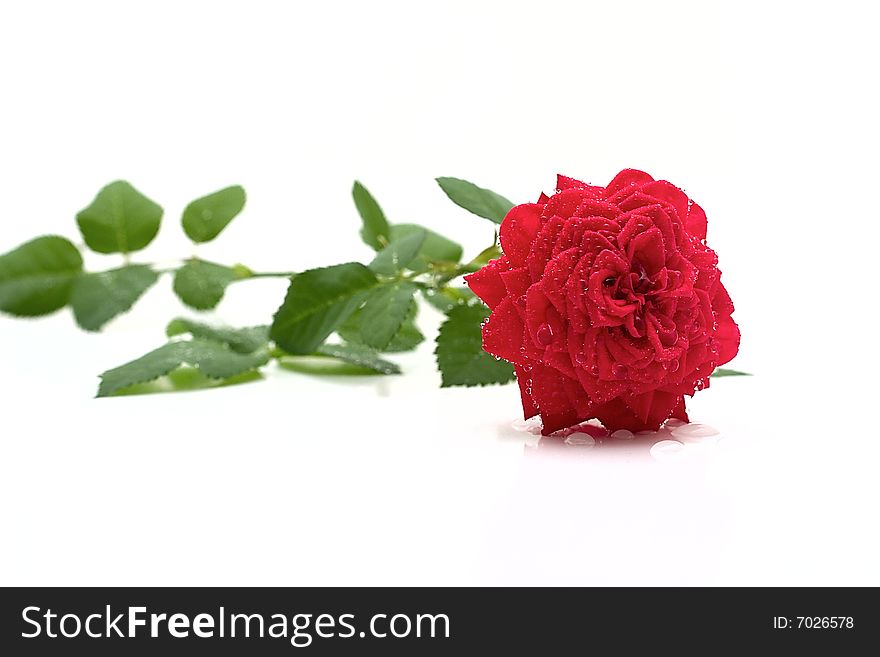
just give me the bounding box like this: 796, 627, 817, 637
590, 364, 600, 376
611, 429, 634, 440
659, 328, 678, 346
664, 360, 680, 373
611, 363, 628, 378
536, 323, 554, 346
574, 352, 588, 366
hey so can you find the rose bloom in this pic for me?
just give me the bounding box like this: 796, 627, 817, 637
465, 169, 740, 435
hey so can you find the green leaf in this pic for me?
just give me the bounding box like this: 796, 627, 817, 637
0, 236, 83, 317
110, 368, 263, 396
173, 260, 238, 310
435, 304, 515, 387
471, 242, 502, 266
353, 181, 391, 250
316, 343, 401, 374
369, 228, 426, 275
270, 262, 379, 354
358, 281, 417, 350
389, 224, 462, 268
76, 181, 163, 254
338, 301, 424, 353
436, 177, 514, 224
421, 286, 477, 313
97, 339, 269, 397
70, 265, 159, 331
182, 185, 246, 243
711, 368, 752, 378
166, 318, 268, 354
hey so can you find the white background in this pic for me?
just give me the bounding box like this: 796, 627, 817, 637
1, 0, 878, 585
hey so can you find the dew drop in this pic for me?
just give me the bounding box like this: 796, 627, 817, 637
611, 363, 628, 378
536, 323, 554, 346
574, 352, 588, 366
611, 429, 634, 440
671, 423, 719, 440
663, 359, 680, 373
564, 432, 595, 447
650, 439, 685, 461
590, 364, 600, 376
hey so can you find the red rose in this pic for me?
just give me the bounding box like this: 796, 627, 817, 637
465, 169, 740, 435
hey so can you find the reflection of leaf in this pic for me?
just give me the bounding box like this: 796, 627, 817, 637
0, 236, 83, 316
711, 368, 752, 378
97, 339, 269, 397
278, 343, 400, 376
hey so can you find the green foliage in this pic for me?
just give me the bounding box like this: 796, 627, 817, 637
338, 301, 424, 353
369, 228, 426, 275
173, 260, 239, 310
0, 236, 83, 316
353, 181, 391, 250
357, 281, 418, 350
389, 224, 462, 268
71, 265, 159, 331
182, 185, 246, 243
711, 368, 752, 377
1, 175, 748, 407
270, 263, 379, 354
76, 181, 163, 254
166, 318, 268, 354
421, 286, 477, 313
97, 338, 270, 397
435, 304, 515, 387
436, 177, 514, 224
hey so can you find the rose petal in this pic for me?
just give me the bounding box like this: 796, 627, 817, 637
540, 247, 581, 314
482, 296, 525, 364
641, 180, 690, 224
528, 363, 581, 435
515, 364, 539, 419
686, 201, 708, 240
499, 203, 543, 266
627, 226, 665, 274
464, 257, 509, 309
604, 169, 655, 198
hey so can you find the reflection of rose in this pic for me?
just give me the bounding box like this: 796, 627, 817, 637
465, 170, 740, 435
